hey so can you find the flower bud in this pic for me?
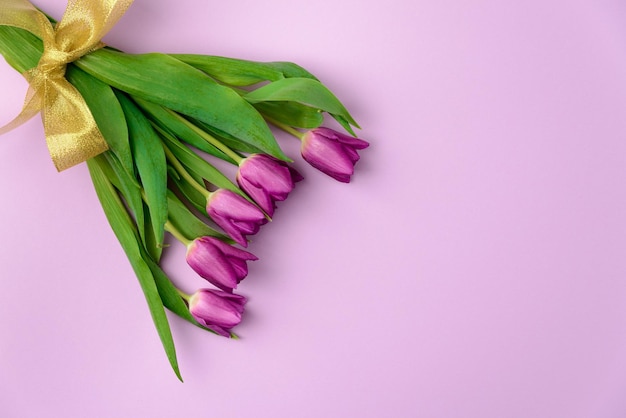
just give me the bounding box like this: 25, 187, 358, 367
207, 189, 267, 247
189, 289, 247, 337
301, 127, 369, 183
236, 154, 303, 217
186, 236, 258, 292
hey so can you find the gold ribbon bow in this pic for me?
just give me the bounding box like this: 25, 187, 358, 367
0, 0, 133, 171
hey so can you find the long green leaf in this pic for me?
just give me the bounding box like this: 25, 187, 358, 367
168, 167, 210, 214
333, 114, 358, 137
171, 54, 284, 86
244, 77, 360, 128
171, 54, 318, 86
142, 249, 196, 324
133, 98, 233, 163
192, 119, 267, 156
67, 66, 133, 177
87, 157, 182, 381
98, 152, 146, 245
139, 246, 219, 335
0, 26, 42, 73
253, 101, 324, 129
264, 61, 319, 80
117, 92, 168, 250
160, 132, 243, 197
75, 50, 289, 161
143, 201, 163, 262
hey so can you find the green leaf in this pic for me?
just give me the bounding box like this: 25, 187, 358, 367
0, 26, 42, 73
97, 152, 146, 245
117, 92, 168, 250
192, 119, 267, 156
160, 145, 206, 188
142, 250, 195, 323
66, 66, 133, 177
87, 157, 182, 381
133, 98, 234, 163
75, 50, 289, 161
333, 114, 358, 137
168, 166, 208, 214
160, 131, 244, 198
171, 55, 318, 87
264, 61, 319, 80
253, 101, 324, 129
244, 77, 360, 128
143, 201, 163, 262
171, 54, 284, 86
140, 247, 219, 335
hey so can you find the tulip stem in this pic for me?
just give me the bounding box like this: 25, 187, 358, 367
265, 117, 305, 140
162, 143, 211, 199
166, 109, 244, 164
164, 220, 192, 246
176, 287, 191, 302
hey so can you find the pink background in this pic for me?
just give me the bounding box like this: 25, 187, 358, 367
2, 0, 626, 416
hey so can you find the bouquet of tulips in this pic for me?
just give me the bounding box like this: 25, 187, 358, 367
0, 0, 368, 380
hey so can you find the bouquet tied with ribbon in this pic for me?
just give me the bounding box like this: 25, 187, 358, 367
0, 0, 368, 380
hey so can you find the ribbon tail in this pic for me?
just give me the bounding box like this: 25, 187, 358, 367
0, 84, 42, 135
0, 1, 53, 136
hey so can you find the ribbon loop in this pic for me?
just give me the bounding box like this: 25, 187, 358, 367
0, 0, 134, 171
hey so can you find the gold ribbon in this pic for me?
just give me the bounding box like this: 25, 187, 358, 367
0, 0, 133, 171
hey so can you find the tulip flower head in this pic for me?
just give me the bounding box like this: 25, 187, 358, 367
186, 236, 258, 292
301, 127, 369, 183
189, 289, 247, 337
236, 154, 303, 217
206, 189, 267, 247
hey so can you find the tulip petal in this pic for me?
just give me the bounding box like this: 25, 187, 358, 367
189, 289, 247, 337
301, 128, 368, 182
186, 237, 257, 291
237, 154, 300, 216
207, 189, 266, 246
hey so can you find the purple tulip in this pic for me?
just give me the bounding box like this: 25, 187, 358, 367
236, 154, 303, 217
186, 236, 258, 292
189, 289, 247, 337
301, 127, 369, 183
206, 189, 267, 247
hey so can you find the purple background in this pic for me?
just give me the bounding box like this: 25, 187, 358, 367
2, 0, 626, 416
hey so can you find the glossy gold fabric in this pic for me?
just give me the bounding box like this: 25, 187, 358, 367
0, 0, 133, 171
